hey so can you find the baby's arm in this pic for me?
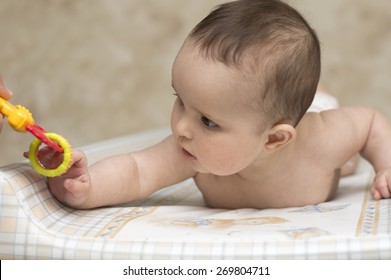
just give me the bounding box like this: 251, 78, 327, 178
354, 109, 391, 199
46, 135, 196, 209
315, 107, 391, 200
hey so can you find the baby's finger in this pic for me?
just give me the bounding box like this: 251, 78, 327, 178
26, 146, 64, 169
23, 146, 51, 160
70, 150, 87, 167
371, 187, 382, 200
64, 175, 89, 197
372, 175, 391, 199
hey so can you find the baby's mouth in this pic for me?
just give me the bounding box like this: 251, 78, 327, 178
182, 147, 197, 160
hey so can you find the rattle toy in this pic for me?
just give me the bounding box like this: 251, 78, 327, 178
0, 96, 72, 177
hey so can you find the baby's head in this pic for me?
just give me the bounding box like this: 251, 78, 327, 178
186, 0, 320, 128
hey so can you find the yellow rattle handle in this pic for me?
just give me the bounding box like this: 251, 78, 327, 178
29, 132, 72, 177
0, 97, 34, 132
1, 96, 72, 177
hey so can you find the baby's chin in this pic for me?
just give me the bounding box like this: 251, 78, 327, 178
195, 164, 243, 176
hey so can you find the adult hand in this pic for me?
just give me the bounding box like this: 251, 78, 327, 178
0, 75, 14, 132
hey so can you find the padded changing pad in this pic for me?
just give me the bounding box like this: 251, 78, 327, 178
1, 129, 390, 259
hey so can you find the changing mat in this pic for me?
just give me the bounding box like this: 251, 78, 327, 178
0, 129, 390, 259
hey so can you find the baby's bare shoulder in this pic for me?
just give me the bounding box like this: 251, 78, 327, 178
298, 107, 374, 142
295, 108, 372, 167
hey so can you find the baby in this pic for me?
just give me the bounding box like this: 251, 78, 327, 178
39, 0, 391, 209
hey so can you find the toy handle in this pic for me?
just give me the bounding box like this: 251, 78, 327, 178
0, 97, 34, 132
0, 97, 72, 177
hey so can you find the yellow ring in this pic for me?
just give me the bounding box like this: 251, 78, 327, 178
29, 133, 72, 177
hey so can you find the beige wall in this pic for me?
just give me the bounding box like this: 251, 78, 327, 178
1, 0, 391, 166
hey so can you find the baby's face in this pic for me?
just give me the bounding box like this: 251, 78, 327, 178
170, 40, 268, 176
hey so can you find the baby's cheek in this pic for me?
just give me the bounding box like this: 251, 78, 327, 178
210, 150, 248, 175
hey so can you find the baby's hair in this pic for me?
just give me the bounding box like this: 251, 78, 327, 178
189, 0, 321, 126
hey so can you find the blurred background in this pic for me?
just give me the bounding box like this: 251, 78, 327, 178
0, 0, 390, 166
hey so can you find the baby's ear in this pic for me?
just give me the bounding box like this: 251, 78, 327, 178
264, 124, 296, 151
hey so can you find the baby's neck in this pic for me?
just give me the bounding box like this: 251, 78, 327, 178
235, 145, 293, 182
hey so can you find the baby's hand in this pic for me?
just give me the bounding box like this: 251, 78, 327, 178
371, 169, 391, 200
25, 148, 92, 208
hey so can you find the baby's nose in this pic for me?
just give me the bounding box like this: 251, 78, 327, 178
175, 117, 194, 140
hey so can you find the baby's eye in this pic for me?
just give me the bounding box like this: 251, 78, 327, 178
201, 116, 218, 128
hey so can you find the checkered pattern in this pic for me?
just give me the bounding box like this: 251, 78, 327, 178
1, 129, 390, 259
